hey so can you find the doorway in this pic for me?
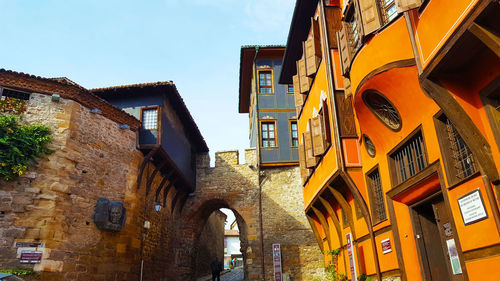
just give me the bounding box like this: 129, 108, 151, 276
411, 193, 464, 281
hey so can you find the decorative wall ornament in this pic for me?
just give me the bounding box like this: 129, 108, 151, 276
362, 90, 402, 131
363, 134, 376, 157
93, 198, 126, 232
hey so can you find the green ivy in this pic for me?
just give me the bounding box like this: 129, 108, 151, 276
0, 115, 53, 181
0, 269, 37, 276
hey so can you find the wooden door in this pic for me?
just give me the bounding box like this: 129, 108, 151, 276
413, 199, 450, 281
432, 199, 464, 281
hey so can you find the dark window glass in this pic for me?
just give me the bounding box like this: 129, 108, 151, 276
444, 118, 477, 180
291, 121, 298, 147
391, 131, 427, 185
367, 169, 387, 223
364, 135, 376, 157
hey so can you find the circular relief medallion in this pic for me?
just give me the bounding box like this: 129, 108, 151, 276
362, 90, 402, 131
363, 135, 376, 157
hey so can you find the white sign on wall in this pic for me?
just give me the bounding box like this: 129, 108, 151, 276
457, 189, 488, 225
346, 233, 357, 281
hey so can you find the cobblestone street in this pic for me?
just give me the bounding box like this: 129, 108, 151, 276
220, 267, 243, 281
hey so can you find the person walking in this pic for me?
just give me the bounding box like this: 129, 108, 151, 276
210, 257, 223, 281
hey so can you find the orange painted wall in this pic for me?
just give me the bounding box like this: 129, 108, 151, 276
446, 176, 500, 251
349, 17, 414, 97
410, 0, 479, 69
465, 255, 500, 281
301, 58, 339, 208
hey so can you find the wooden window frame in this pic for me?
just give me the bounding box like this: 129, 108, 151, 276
434, 113, 479, 188
377, 0, 398, 25
257, 69, 274, 94
290, 120, 298, 147
260, 120, 277, 148
365, 165, 388, 225
287, 84, 294, 94
140, 106, 160, 131
388, 127, 428, 187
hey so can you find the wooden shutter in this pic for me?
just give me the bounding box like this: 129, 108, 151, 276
312, 116, 325, 156
337, 23, 352, 75
298, 135, 309, 184
324, 6, 342, 48
304, 129, 318, 168
305, 37, 322, 77
395, 0, 423, 13
358, 0, 382, 35
293, 75, 304, 115
297, 57, 312, 94
335, 92, 357, 137
354, 0, 365, 38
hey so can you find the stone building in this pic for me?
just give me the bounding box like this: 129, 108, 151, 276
0, 69, 211, 281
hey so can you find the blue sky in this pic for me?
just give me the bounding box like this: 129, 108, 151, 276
1, 0, 295, 164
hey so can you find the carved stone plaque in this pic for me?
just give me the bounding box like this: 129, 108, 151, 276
92, 198, 126, 232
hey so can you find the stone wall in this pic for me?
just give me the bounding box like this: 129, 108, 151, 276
261, 166, 325, 281
0, 93, 180, 281
178, 149, 325, 281
194, 210, 226, 278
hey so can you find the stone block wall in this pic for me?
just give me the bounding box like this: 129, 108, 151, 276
0, 93, 177, 281
193, 210, 226, 278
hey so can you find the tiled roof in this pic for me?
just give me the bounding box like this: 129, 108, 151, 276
0, 69, 141, 130
91, 81, 209, 153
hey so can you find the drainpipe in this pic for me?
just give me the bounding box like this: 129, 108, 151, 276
252, 47, 266, 281
318, 1, 382, 281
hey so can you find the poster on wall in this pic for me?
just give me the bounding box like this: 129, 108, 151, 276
457, 189, 488, 225
381, 238, 392, 254
446, 239, 462, 275
272, 244, 282, 281
346, 233, 357, 281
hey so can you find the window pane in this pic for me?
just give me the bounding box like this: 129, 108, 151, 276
270, 141, 275, 147
142, 108, 158, 130
263, 141, 269, 148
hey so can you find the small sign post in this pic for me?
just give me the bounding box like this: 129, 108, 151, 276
457, 189, 488, 225
346, 233, 357, 281
272, 244, 282, 281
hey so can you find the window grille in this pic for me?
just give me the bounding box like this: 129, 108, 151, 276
142, 108, 158, 130
368, 169, 387, 223
363, 90, 401, 131
259, 71, 272, 94
391, 131, 427, 185
445, 118, 477, 179
261, 122, 276, 147
364, 135, 376, 157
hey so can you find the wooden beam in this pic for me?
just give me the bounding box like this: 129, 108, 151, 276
327, 186, 356, 238
154, 176, 169, 203
468, 22, 500, 57
145, 161, 167, 196
339, 171, 383, 281
306, 214, 325, 253
163, 180, 175, 207
419, 79, 500, 186
171, 191, 182, 214
136, 146, 160, 190
318, 197, 343, 246
311, 206, 333, 250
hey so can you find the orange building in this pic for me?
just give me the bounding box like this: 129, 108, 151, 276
279, 0, 499, 281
